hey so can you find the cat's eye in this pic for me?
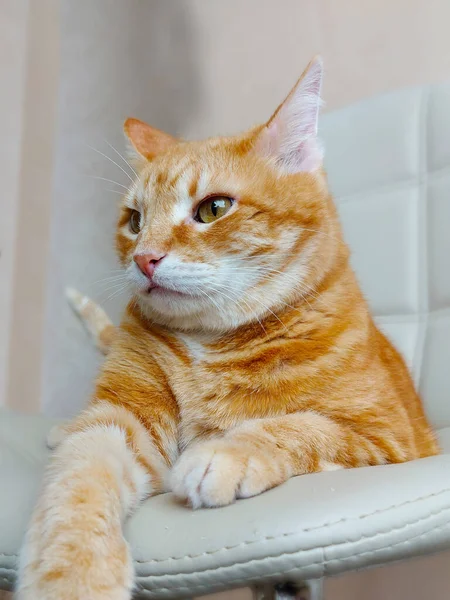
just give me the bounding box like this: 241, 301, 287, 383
129, 209, 141, 234
195, 196, 233, 224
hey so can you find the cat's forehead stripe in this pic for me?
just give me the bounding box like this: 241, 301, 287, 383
166, 157, 192, 189
197, 169, 211, 199
170, 167, 195, 223
123, 180, 139, 209
175, 166, 194, 200
143, 171, 156, 197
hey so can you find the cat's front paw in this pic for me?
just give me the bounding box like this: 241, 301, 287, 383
171, 440, 280, 508
17, 508, 134, 600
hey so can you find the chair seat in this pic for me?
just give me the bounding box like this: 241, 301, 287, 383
1, 408, 450, 599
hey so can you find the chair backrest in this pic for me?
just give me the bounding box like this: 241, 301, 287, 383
321, 83, 450, 431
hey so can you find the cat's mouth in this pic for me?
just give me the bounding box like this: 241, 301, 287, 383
143, 284, 190, 298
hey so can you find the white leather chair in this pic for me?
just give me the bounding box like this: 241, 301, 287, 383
1, 82, 450, 599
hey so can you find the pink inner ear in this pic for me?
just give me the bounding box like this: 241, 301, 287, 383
256, 109, 323, 173
255, 58, 324, 173
254, 122, 280, 158
296, 138, 323, 172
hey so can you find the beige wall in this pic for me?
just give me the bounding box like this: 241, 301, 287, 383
0, 0, 29, 412
184, 0, 450, 136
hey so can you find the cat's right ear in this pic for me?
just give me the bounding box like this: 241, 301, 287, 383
123, 118, 177, 166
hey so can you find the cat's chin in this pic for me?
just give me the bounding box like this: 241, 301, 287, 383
136, 287, 206, 324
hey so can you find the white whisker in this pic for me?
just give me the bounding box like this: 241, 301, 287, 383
207, 283, 267, 336
104, 188, 126, 196
90, 176, 130, 191
300, 227, 340, 243
243, 288, 289, 333
104, 140, 138, 179
196, 287, 227, 322
98, 282, 129, 295
84, 273, 127, 292
209, 283, 273, 335
217, 263, 330, 310
87, 144, 134, 183
102, 284, 130, 304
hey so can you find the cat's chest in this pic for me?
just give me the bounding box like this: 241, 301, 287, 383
163, 333, 299, 445
169, 334, 224, 404
166, 334, 250, 430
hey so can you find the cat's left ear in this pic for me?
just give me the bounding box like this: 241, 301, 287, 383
123, 118, 177, 163
255, 56, 323, 173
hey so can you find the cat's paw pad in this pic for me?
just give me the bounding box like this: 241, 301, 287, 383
171, 441, 271, 508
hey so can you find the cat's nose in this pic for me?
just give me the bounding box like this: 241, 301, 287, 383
134, 252, 166, 279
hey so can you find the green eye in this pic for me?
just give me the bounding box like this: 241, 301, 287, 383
129, 209, 141, 234
195, 196, 233, 224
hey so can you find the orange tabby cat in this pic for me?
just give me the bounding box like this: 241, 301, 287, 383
18, 57, 438, 600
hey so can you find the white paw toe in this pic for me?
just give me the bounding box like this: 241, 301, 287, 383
171, 443, 246, 508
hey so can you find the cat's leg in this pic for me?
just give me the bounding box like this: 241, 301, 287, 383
171, 410, 408, 508
17, 402, 171, 600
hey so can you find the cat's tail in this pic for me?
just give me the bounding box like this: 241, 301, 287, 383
66, 287, 116, 355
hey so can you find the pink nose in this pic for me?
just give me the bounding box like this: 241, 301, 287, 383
134, 252, 166, 279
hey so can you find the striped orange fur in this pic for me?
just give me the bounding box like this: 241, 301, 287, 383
18, 57, 438, 600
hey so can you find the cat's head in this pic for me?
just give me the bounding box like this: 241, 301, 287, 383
116, 57, 339, 332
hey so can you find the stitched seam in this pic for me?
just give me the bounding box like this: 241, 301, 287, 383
134, 486, 450, 563
415, 87, 431, 387
335, 161, 450, 204
136, 499, 450, 568
137, 502, 450, 573
137, 518, 450, 594
2, 486, 450, 565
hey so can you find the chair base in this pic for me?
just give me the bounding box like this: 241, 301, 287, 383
252, 579, 324, 600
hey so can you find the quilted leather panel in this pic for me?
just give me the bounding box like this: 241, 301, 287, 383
322, 83, 450, 428
421, 313, 450, 428
375, 319, 420, 376
427, 84, 450, 171
428, 175, 450, 310
338, 187, 420, 316
323, 87, 422, 196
